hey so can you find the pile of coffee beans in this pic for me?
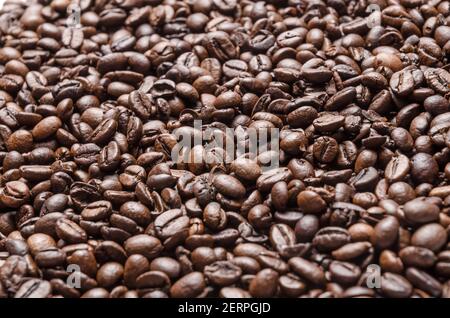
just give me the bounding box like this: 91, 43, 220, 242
0, 0, 450, 298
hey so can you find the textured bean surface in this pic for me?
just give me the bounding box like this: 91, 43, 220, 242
0, 0, 449, 299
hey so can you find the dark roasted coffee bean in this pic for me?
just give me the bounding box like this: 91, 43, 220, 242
372, 216, 400, 250
328, 261, 361, 286
14, 279, 52, 298
424, 68, 450, 95
405, 267, 442, 297
313, 137, 338, 163
81, 201, 112, 222
170, 272, 206, 298
385, 154, 410, 183
411, 223, 447, 252
248, 268, 279, 298
288, 257, 326, 286
381, 272, 413, 298
212, 174, 245, 199
55, 219, 88, 244
124, 235, 163, 260
399, 246, 436, 268
204, 261, 242, 286
403, 198, 440, 224
313, 227, 350, 252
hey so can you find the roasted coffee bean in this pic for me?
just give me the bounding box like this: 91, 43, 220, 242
248, 204, 272, 229
269, 223, 296, 252
230, 157, 261, 181
405, 267, 442, 297
0, 181, 30, 208
372, 216, 400, 250
81, 201, 112, 222
313, 227, 350, 252
295, 215, 319, 243
170, 272, 206, 298
403, 198, 440, 224
411, 223, 447, 252
297, 190, 326, 214
399, 246, 436, 268
119, 202, 151, 226
248, 268, 279, 298
313, 137, 338, 163
14, 279, 52, 298
27, 234, 56, 256
212, 174, 245, 199
328, 261, 361, 286
288, 257, 326, 286
381, 272, 413, 298
124, 254, 150, 289
124, 235, 163, 260
352, 167, 379, 192
390, 67, 423, 97
203, 203, 227, 231
424, 68, 450, 95
410, 153, 439, 184
313, 114, 345, 133
204, 261, 242, 286
96, 270, 122, 294
55, 219, 88, 244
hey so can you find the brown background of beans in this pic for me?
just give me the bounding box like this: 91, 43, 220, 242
0, 0, 449, 298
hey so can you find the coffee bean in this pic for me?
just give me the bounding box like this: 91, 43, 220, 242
313, 227, 350, 252
82, 201, 112, 222
403, 198, 440, 224
297, 191, 326, 214
405, 267, 442, 297
424, 68, 450, 95
287, 106, 318, 128
352, 167, 379, 192
151, 257, 181, 280
269, 223, 296, 252
390, 67, 423, 97
313, 137, 339, 163
14, 279, 52, 298
0, 181, 30, 208
204, 261, 242, 286
248, 204, 272, 229
399, 246, 436, 268
248, 268, 279, 298
119, 201, 151, 226
328, 261, 361, 286
27, 234, 56, 256
270, 181, 288, 212
381, 273, 413, 298
372, 216, 400, 250
212, 174, 245, 199
96, 262, 124, 288
6, 130, 33, 153
32, 116, 62, 141
288, 257, 326, 286
230, 157, 261, 181
170, 272, 206, 298
313, 114, 345, 133
124, 235, 163, 260
55, 219, 88, 244
411, 223, 447, 252
410, 153, 439, 184
219, 287, 251, 298
385, 154, 410, 183
124, 254, 150, 289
